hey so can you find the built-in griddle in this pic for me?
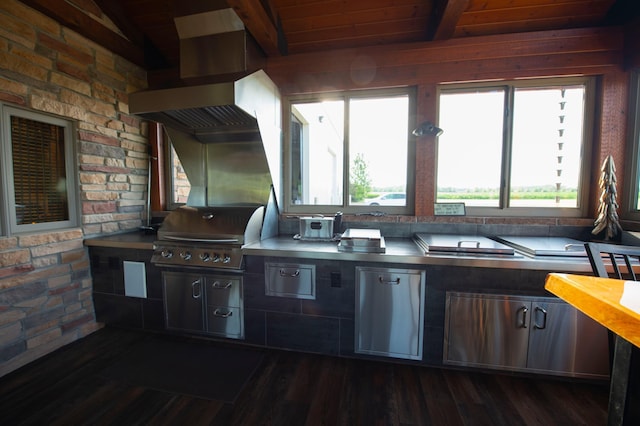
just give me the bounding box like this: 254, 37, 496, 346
493, 236, 587, 257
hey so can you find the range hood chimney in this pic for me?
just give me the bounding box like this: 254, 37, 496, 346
173, 6, 265, 80
129, 6, 281, 209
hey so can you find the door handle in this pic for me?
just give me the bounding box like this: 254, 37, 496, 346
378, 276, 400, 285
517, 306, 528, 328
533, 306, 547, 329
191, 279, 202, 299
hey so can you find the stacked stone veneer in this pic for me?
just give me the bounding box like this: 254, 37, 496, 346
0, 0, 148, 376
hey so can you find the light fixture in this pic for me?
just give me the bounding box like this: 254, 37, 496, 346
412, 121, 443, 137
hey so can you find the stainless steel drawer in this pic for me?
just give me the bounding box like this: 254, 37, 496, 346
205, 275, 241, 307
206, 306, 242, 338
265, 262, 316, 299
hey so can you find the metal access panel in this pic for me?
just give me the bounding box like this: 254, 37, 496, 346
444, 293, 529, 369
265, 262, 316, 299
355, 267, 425, 360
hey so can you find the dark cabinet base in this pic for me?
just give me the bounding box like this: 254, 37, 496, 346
89, 247, 164, 332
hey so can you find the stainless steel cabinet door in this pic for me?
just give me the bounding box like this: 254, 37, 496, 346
163, 271, 204, 332
527, 298, 609, 377
444, 293, 530, 369
355, 267, 425, 360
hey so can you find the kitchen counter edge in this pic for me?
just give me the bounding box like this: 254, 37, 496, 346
243, 236, 595, 272
83, 233, 595, 272
84, 232, 156, 250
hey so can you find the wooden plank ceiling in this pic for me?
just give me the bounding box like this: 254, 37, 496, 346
18, 0, 634, 78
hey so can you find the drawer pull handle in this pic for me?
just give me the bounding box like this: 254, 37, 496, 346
280, 269, 300, 277
212, 280, 233, 289
212, 309, 232, 318
378, 276, 400, 285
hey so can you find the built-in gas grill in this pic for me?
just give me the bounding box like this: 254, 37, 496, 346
151, 204, 277, 340
151, 205, 270, 270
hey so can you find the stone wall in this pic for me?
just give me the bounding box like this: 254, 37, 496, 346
0, 0, 147, 376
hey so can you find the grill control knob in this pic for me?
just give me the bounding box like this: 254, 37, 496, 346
223, 254, 231, 264
199, 252, 211, 262
180, 251, 192, 260
212, 253, 221, 263
161, 249, 173, 258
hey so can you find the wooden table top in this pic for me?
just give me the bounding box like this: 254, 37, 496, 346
545, 273, 640, 348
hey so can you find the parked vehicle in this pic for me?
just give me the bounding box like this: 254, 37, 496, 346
368, 193, 405, 206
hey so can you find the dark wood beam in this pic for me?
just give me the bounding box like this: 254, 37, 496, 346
18, 0, 144, 67
93, 0, 170, 69
430, 0, 469, 41
226, 0, 286, 56
92, 0, 143, 47
266, 27, 624, 94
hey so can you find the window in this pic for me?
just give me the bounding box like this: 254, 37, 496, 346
624, 70, 640, 219
286, 88, 415, 214
169, 142, 191, 206
436, 77, 594, 216
0, 105, 78, 234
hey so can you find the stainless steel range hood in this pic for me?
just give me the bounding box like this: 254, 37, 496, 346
130, 70, 281, 208
129, 6, 281, 209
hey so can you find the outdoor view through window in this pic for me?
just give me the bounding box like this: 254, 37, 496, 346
437, 82, 587, 210
290, 93, 409, 208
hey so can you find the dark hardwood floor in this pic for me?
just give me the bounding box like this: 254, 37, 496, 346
0, 327, 608, 425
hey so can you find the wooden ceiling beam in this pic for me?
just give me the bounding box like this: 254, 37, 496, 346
92, 0, 144, 47
18, 0, 145, 67
93, 0, 171, 69
265, 27, 624, 94
226, 0, 287, 56
430, 0, 470, 41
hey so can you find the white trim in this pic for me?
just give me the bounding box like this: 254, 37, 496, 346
0, 103, 79, 235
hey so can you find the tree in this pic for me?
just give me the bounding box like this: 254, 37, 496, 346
592, 155, 623, 240
350, 153, 371, 202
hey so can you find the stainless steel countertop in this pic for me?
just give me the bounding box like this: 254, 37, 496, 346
84, 232, 595, 273
242, 236, 595, 272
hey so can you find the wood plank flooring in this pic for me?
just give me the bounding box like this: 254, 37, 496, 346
0, 326, 608, 425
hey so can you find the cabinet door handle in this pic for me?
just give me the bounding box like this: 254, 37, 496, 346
212, 309, 232, 318
378, 276, 401, 285
211, 280, 233, 289
279, 269, 300, 277
191, 279, 202, 299
517, 306, 528, 328
534, 306, 547, 329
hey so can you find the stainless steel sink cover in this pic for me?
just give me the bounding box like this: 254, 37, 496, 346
414, 234, 515, 255
493, 236, 586, 257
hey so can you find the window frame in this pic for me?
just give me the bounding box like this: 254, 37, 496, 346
623, 69, 640, 220
165, 135, 192, 211
0, 104, 79, 235
283, 87, 417, 215
436, 76, 595, 217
